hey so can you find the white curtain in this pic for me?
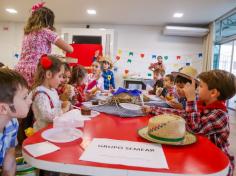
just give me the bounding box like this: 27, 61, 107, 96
202, 23, 214, 71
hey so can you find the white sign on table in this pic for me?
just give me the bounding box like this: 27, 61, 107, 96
80, 138, 168, 169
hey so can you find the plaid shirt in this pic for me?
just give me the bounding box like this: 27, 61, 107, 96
0, 118, 18, 166
151, 101, 234, 176
102, 70, 115, 90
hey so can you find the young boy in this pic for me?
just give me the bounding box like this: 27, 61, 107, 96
157, 74, 175, 100
183, 69, 236, 176
0, 68, 32, 175
100, 56, 115, 90
168, 66, 198, 109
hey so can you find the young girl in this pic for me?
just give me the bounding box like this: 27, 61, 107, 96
31, 55, 70, 132
85, 61, 104, 94
15, 2, 73, 86
58, 62, 75, 102
69, 65, 91, 107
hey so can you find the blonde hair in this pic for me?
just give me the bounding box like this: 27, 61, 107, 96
24, 7, 55, 35
32, 55, 63, 89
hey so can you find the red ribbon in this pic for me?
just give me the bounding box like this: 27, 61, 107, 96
40, 54, 52, 69
32, 2, 45, 13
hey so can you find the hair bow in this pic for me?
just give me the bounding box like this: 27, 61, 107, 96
40, 54, 52, 69
31, 2, 45, 13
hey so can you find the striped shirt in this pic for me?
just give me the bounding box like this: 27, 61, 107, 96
0, 118, 18, 166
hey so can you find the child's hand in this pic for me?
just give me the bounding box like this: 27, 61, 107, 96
142, 105, 152, 114
155, 87, 163, 96
183, 79, 196, 101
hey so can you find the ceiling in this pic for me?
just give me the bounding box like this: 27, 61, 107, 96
0, 0, 236, 26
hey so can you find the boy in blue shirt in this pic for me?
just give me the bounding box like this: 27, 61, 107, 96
0, 68, 31, 175
100, 56, 115, 91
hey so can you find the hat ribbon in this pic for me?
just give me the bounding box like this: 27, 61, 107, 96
148, 133, 184, 142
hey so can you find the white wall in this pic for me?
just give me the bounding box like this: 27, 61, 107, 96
0, 22, 203, 87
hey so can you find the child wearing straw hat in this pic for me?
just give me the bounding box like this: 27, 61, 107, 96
100, 56, 115, 91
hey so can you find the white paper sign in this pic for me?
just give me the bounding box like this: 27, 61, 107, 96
80, 138, 168, 169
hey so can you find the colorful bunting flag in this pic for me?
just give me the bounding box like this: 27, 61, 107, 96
177, 56, 181, 60
140, 53, 145, 58
114, 66, 118, 72
152, 55, 156, 59
124, 69, 129, 74
118, 49, 122, 55
198, 53, 203, 58
164, 56, 168, 60
186, 63, 190, 66
129, 52, 133, 56
127, 59, 132, 63
115, 56, 120, 60
147, 73, 152, 77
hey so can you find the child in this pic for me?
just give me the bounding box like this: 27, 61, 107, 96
15, 2, 73, 86
183, 70, 236, 176
69, 65, 91, 107
58, 62, 75, 103
0, 68, 31, 175
148, 69, 164, 95
31, 55, 70, 132
157, 74, 175, 100
85, 61, 104, 94
100, 56, 115, 91
168, 66, 198, 109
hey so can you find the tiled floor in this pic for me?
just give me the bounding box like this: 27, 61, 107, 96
229, 109, 236, 176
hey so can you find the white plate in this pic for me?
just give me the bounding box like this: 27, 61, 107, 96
42, 128, 83, 143
80, 110, 100, 118
119, 103, 141, 111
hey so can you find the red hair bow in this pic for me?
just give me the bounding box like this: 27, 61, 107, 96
40, 54, 52, 69
31, 2, 45, 13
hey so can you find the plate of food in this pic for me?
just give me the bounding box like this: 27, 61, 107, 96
42, 128, 83, 143
119, 103, 141, 111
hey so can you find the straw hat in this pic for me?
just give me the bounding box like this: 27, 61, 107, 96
172, 66, 198, 81
138, 114, 197, 145
99, 56, 113, 69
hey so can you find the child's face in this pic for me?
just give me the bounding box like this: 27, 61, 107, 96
198, 80, 212, 102
157, 57, 162, 64
49, 65, 65, 89
103, 61, 110, 70
163, 77, 173, 88
9, 86, 32, 118
153, 71, 159, 80
62, 71, 71, 84
175, 82, 186, 98
92, 62, 101, 74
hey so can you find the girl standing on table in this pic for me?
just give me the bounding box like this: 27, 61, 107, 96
31, 55, 70, 132
15, 2, 73, 86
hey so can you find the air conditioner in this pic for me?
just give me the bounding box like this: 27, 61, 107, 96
163, 26, 209, 37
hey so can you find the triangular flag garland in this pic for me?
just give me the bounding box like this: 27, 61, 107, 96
115, 49, 203, 61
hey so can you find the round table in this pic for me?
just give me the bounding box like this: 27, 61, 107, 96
23, 113, 229, 175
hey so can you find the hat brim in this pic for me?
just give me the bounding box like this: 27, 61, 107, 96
138, 127, 197, 146
171, 72, 199, 85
